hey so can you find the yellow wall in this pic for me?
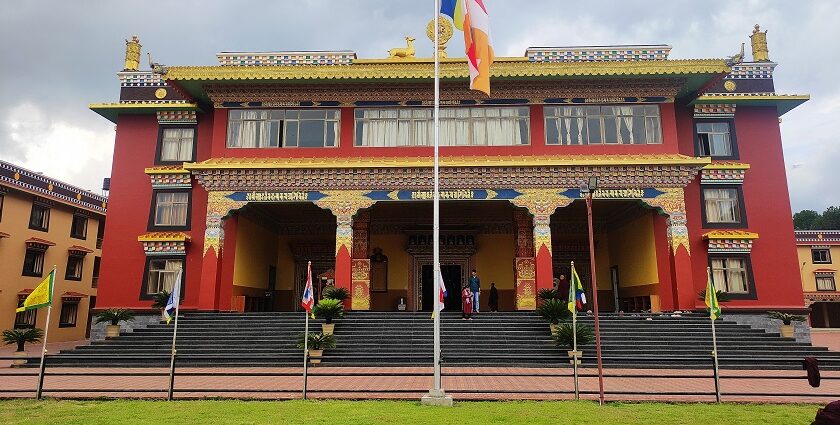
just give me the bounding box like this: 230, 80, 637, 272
370, 234, 410, 290
798, 245, 840, 292
233, 216, 278, 289
594, 233, 612, 290
608, 213, 659, 287
0, 188, 102, 343
475, 233, 515, 290
275, 235, 296, 291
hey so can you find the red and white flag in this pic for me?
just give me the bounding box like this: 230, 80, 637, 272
437, 267, 448, 313
301, 261, 314, 314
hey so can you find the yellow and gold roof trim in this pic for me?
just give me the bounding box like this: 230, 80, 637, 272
184, 154, 710, 171
702, 230, 759, 240
137, 232, 192, 242
165, 59, 729, 82
144, 166, 191, 175
702, 162, 750, 170
692, 93, 809, 116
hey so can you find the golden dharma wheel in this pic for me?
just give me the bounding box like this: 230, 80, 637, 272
426, 16, 454, 58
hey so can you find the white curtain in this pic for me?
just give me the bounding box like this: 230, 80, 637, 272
704, 189, 739, 222
617, 106, 635, 144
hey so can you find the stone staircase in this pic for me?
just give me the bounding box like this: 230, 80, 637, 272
47, 311, 840, 369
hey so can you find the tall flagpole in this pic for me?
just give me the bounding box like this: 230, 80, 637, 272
167, 268, 183, 401
35, 266, 56, 400
708, 267, 721, 403
432, 0, 442, 393
303, 261, 311, 400
571, 262, 579, 400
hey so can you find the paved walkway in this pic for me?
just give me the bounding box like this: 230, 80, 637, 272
0, 340, 89, 368
0, 366, 837, 403
811, 329, 840, 352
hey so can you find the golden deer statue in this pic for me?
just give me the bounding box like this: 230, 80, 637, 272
388, 37, 416, 59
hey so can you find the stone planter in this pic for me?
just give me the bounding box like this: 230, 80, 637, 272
567, 350, 582, 365
780, 324, 794, 338
308, 349, 323, 364
322, 323, 335, 335
105, 324, 121, 338
12, 351, 27, 367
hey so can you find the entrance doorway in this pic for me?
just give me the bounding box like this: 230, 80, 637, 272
420, 264, 463, 311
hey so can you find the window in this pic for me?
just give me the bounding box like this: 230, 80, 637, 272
92, 256, 101, 288
144, 258, 184, 296
14, 298, 37, 329
812, 248, 832, 264
29, 203, 50, 231
96, 219, 105, 249
354, 107, 530, 147
710, 256, 755, 297
65, 255, 84, 281
696, 121, 737, 158
158, 127, 195, 162
227, 109, 340, 148
0, 192, 4, 222
22, 248, 45, 277
816, 275, 836, 291
70, 214, 88, 239
59, 301, 79, 327
702, 187, 746, 227
545, 105, 662, 145
150, 191, 190, 229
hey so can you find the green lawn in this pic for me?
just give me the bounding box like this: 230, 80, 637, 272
0, 400, 820, 425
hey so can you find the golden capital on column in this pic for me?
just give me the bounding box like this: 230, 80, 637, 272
750, 24, 770, 62
124, 35, 142, 71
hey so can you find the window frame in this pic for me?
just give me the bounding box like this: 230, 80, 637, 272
708, 254, 758, 300
14, 298, 37, 329
0, 191, 5, 222
28, 203, 50, 232
70, 214, 88, 240
148, 189, 192, 231
544, 104, 663, 145
694, 119, 739, 160
140, 256, 186, 300
700, 185, 748, 229
65, 255, 84, 281
226, 109, 341, 149
22, 248, 46, 277
816, 275, 836, 292
812, 248, 832, 264
155, 125, 197, 165
58, 300, 80, 328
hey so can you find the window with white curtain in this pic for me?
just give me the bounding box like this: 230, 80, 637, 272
545, 105, 662, 145
354, 107, 529, 147
696, 122, 734, 157
146, 258, 184, 295
160, 128, 195, 161
703, 188, 742, 224
711, 257, 750, 294
153, 192, 189, 227
227, 109, 339, 148
816, 275, 836, 291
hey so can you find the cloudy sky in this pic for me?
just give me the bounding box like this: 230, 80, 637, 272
1, 0, 837, 213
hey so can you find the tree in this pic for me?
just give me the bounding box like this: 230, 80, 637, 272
821, 206, 840, 230
793, 210, 820, 230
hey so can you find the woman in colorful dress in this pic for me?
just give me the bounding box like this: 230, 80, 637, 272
462, 284, 473, 320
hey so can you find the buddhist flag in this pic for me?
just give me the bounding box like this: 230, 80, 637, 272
705, 268, 721, 320
163, 269, 183, 325
301, 261, 314, 315
17, 269, 55, 312
568, 264, 587, 314
440, 0, 494, 95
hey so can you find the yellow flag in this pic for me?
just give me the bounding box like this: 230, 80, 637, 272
16, 269, 54, 312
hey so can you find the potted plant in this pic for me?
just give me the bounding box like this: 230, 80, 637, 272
551, 322, 595, 364
2, 328, 43, 367
152, 290, 170, 320
95, 308, 135, 338
537, 288, 560, 302
313, 298, 345, 335
536, 299, 571, 334
697, 289, 732, 303
297, 332, 337, 364
322, 286, 349, 302
767, 311, 806, 338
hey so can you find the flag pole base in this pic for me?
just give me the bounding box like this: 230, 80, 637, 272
421, 389, 454, 407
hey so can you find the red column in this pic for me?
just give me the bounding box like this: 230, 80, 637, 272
667, 213, 696, 310
653, 214, 676, 311
197, 208, 225, 310
514, 209, 536, 310
533, 214, 554, 292
217, 214, 238, 311
334, 215, 353, 310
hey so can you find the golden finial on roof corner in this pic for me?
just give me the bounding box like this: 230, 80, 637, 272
427, 16, 454, 59
388, 36, 417, 59
124, 35, 141, 71
750, 24, 769, 62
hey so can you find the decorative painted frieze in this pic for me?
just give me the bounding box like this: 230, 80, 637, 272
157, 110, 197, 124
795, 230, 840, 245
145, 167, 192, 189
0, 160, 108, 213
117, 71, 166, 87
702, 230, 759, 253
701, 163, 749, 185
728, 62, 777, 79
138, 232, 191, 256
216, 51, 356, 66
526, 45, 671, 62
694, 104, 736, 118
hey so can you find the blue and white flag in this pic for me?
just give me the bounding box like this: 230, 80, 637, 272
164, 269, 183, 325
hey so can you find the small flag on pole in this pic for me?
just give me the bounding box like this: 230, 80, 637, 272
16, 269, 55, 312
568, 264, 587, 314
705, 268, 721, 320
431, 267, 448, 319
440, 0, 494, 95
301, 261, 315, 315
163, 270, 183, 325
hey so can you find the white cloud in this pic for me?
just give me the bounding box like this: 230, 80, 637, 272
3, 102, 113, 193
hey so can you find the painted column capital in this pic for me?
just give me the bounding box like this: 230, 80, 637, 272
642, 187, 690, 255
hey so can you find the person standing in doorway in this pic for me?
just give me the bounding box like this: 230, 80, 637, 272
469, 269, 481, 313
462, 284, 473, 320
488, 282, 499, 312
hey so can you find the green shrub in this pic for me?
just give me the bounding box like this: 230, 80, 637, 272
151, 290, 170, 309
95, 309, 136, 326
322, 286, 349, 302
697, 289, 732, 303
296, 332, 337, 350
313, 299, 345, 324
538, 288, 560, 301
2, 328, 44, 352
767, 311, 806, 325
552, 322, 595, 350
536, 299, 572, 324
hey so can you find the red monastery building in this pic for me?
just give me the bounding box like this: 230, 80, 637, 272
91, 26, 808, 324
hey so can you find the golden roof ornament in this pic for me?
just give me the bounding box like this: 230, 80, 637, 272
388, 36, 417, 59
426, 16, 454, 59
124, 35, 141, 71
750, 24, 769, 62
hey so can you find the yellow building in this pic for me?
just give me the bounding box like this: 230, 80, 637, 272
796, 230, 840, 328
0, 160, 106, 342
